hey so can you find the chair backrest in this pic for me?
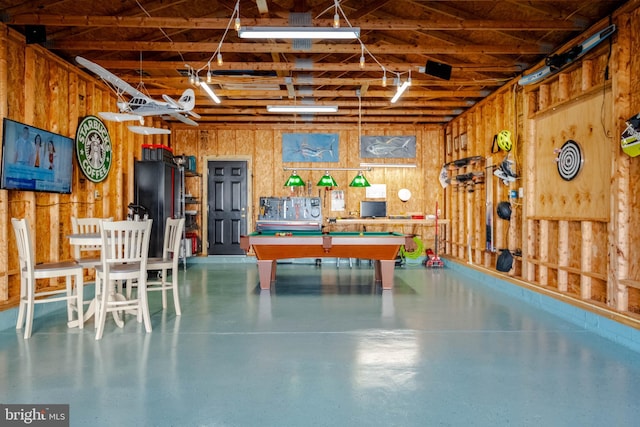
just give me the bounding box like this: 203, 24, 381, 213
11, 218, 35, 279
100, 219, 153, 268
162, 217, 186, 261
71, 216, 112, 259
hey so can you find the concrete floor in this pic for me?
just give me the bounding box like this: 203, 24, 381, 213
1, 259, 640, 427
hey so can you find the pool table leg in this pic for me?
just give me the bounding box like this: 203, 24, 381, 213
374, 260, 396, 290
257, 260, 277, 290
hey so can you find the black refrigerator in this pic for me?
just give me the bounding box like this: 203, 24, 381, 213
134, 160, 180, 258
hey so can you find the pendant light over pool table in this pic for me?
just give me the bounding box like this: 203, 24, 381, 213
349, 171, 371, 187
284, 171, 305, 187
317, 171, 338, 187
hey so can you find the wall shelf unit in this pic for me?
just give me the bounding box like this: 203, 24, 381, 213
176, 155, 202, 266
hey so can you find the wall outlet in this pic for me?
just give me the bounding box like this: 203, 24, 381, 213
94, 190, 100, 198
518, 187, 524, 198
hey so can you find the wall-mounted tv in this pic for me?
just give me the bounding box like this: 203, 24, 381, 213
1, 118, 74, 194
360, 200, 387, 218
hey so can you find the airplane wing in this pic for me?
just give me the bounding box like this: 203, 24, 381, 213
76, 56, 147, 100
127, 126, 172, 135
164, 113, 199, 126
98, 112, 144, 123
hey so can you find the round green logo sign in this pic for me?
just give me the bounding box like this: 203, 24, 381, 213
75, 116, 112, 183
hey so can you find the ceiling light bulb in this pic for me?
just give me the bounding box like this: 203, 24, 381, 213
360, 54, 365, 69
207, 70, 212, 83
189, 72, 195, 85
333, 13, 340, 28
217, 53, 223, 66
234, 17, 241, 32
195, 75, 200, 86
382, 72, 387, 87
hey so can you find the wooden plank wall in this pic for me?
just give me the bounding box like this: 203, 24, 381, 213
0, 25, 148, 308
628, 7, 640, 311
444, 9, 640, 320
171, 125, 445, 254
444, 87, 519, 269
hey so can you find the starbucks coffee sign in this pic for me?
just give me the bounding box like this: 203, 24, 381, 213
75, 116, 112, 183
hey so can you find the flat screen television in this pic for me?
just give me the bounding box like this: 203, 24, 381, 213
1, 118, 74, 194
360, 200, 387, 218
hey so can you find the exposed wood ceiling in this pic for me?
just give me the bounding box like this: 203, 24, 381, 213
1, 0, 627, 127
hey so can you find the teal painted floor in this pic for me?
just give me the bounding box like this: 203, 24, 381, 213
2, 260, 640, 426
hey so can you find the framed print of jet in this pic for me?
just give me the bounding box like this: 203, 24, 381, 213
282, 133, 339, 162
360, 136, 416, 159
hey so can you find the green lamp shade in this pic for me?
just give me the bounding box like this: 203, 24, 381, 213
317, 172, 338, 187
349, 171, 371, 187
284, 172, 305, 186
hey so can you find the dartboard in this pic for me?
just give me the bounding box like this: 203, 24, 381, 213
556, 139, 583, 181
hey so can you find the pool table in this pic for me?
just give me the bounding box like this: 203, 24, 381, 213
240, 231, 415, 290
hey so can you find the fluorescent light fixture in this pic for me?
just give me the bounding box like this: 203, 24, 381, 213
391, 79, 411, 104
238, 26, 360, 40
200, 82, 221, 104
267, 105, 338, 113
360, 162, 417, 168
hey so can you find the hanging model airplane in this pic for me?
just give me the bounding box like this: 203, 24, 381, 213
75, 56, 201, 134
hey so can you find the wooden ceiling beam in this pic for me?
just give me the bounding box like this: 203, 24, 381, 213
204, 99, 473, 108
255, 0, 269, 15
4, 14, 585, 31
149, 88, 488, 98
196, 107, 459, 116
49, 40, 548, 55
86, 60, 522, 74
192, 115, 451, 123
503, 0, 583, 21
143, 75, 506, 87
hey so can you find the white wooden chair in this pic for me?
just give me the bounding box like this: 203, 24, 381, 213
145, 217, 185, 315
94, 219, 152, 340
70, 216, 112, 268
11, 218, 84, 339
